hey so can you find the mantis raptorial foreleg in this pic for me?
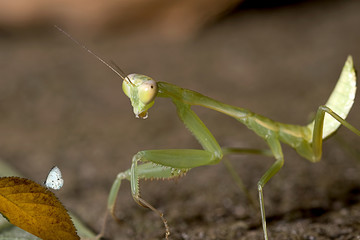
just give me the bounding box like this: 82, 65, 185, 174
107, 163, 177, 239
108, 98, 224, 239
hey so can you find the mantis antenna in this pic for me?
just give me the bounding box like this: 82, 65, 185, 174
54, 25, 133, 85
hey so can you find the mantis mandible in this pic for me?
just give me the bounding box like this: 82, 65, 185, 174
56, 25, 359, 240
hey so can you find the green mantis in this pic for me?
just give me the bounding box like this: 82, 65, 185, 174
102, 55, 360, 239
55, 27, 359, 239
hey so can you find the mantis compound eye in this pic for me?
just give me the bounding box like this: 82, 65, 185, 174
138, 80, 158, 105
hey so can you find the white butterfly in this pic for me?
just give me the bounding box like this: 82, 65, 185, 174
44, 166, 64, 190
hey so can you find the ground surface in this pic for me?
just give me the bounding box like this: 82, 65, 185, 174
1, 0, 360, 239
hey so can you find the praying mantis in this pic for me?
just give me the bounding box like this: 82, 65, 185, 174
105, 56, 359, 240
56, 25, 359, 240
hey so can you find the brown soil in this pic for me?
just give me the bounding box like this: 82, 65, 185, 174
1, 1, 360, 239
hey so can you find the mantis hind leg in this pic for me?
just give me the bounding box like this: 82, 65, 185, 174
302, 105, 360, 162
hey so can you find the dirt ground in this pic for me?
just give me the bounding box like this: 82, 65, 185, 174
1, 0, 360, 239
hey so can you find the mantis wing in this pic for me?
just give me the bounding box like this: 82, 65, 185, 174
307, 56, 356, 140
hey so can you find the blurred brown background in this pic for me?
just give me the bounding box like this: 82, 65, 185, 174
1, 0, 360, 239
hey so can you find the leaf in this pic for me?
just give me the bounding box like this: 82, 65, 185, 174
0, 213, 41, 240
0, 177, 79, 240
0, 160, 96, 239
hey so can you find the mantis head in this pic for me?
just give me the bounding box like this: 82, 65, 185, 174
122, 74, 158, 119
53, 26, 158, 119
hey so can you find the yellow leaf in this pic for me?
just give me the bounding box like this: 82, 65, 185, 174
0, 177, 79, 240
